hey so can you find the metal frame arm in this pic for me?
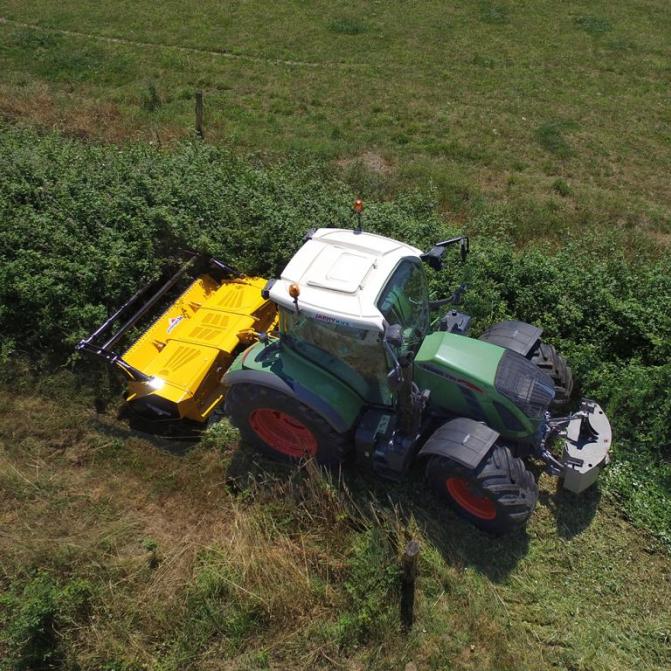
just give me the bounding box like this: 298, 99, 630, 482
75, 253, 234, 379
420, 235, 470, 270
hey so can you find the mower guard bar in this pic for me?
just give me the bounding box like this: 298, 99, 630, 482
75, 254, 236, 381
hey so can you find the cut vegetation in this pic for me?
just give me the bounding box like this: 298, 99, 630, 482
1, 387, 670, 670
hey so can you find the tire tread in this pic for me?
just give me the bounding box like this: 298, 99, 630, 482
530, 342, 574, 406
426, 443, 538, 533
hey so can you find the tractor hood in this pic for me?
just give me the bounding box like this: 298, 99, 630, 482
415, 332, 555, 438
415, 332, 503, 391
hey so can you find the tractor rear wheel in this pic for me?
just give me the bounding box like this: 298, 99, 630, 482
225, 384, 350, 466
425, 444, 538, 534
529, 342, 573, 407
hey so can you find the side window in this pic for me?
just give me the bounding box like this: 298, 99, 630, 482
280, 309, 391, 403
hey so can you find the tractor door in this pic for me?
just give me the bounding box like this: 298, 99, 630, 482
376, 258, 430, 354
279, 308, 392, 405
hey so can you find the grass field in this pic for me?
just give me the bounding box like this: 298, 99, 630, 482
1, 381, 670, 671
1, 1, 670, 239
1, 2, 671, 669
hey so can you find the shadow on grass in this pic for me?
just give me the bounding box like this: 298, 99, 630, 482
539, 483, 601, 539
91, 415, 201, 457
224, 443, 531, 583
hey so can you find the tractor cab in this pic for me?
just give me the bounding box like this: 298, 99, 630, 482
266, 228, 429, 405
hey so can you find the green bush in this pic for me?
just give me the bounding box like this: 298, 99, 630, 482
1, 125, 669, 545
0, 573, 92, 671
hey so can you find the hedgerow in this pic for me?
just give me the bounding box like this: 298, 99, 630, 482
0, 124, 669, 545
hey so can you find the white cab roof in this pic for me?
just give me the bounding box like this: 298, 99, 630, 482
268, 228, 423, 331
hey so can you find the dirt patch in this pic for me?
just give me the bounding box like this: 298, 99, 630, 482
337, 150, 393, 175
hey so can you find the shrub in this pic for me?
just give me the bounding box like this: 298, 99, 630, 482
0, 573, 92, 671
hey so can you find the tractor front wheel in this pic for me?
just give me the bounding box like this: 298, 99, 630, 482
426, 445, 538, 534
225, 384, 350, 466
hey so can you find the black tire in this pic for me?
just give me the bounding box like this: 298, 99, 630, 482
529, 342, 574, 407
224, 384, 350, 466
425, 444, 538, 534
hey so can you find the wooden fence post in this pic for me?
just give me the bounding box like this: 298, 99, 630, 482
195, 90, 204, 139
401, 539, 420, 630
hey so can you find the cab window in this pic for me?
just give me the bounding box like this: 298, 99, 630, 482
280, 308, 391, 404
376, 259, 429, 351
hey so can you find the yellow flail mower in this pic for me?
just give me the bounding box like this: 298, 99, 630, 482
77, 255, 277, 434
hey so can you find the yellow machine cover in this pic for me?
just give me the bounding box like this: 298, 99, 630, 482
123, 274, 276, 422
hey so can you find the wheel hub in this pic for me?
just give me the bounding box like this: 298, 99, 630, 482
249, 408, 318, 458
446, 477, 497, 520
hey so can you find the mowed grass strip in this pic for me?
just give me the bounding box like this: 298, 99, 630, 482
0, 1, 669, 237
1, 385, 670, 670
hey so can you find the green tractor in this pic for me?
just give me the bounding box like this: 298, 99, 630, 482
79, 214, 612, 534
223, 225, 612, 534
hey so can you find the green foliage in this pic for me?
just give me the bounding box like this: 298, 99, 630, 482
591, 362, 671, 546
0, 573, 92, 671
0, 125, 669, 546
335, 528, 399, 647
200, 416, 240, 450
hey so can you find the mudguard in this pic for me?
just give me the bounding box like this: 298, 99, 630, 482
418, 417, 499, 469
223, 342, 364, 434
479, 320, 543, 357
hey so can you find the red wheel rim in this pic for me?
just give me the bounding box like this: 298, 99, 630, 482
249, 408, 318, 458
446, 477, 496, 520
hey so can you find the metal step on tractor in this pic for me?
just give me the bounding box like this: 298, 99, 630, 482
78, 203, 612, 533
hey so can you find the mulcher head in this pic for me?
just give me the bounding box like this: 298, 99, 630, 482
77, 255, 277, 432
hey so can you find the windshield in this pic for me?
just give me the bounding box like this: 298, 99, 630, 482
376, 259, 429, 351
280, 309, 391, 404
